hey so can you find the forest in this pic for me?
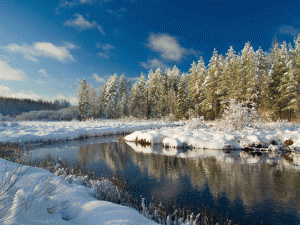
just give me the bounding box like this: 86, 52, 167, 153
0, 96, 70, 117
78, 35, 300, 122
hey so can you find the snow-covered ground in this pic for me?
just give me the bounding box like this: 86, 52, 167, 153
125, 121, 300, 151
0, 120, 177, 144
0, 158, 158, 225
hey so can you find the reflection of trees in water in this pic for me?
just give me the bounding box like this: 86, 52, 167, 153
78, 141, 132, 172
78, 141, 300, 214
126, 144, 300, 212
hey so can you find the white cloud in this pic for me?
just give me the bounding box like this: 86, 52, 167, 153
92, 73, 105, 83
96, 43, 115, 50
139, 58, 168, 70
5, 42, 75, 62
278, 25, 300, 36
147, 33, 185, 61
97, 52, 110, 59
146, 33, 201, 62
96, 43, 115, 59
64, 14, 105, 35
38, 69, 48, 78
0, 61, 27, 80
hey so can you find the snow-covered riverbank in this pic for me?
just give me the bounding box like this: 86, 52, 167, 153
124, 121, 300, 151
0, 158, 157, 225
0, 120, 177, 145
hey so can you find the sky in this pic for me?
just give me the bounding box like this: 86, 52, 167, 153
0, 0, 300, 105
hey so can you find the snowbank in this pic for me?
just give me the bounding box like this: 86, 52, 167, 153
125, 122, 300, 151
0, 159, 157, 225
0, 120, 177, 144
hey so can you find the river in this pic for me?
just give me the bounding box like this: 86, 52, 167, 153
25, 136, 300, 225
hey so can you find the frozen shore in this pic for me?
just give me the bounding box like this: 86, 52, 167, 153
124, 121, 300, 151
0, 120, 177, 145
0, 158, 158, 225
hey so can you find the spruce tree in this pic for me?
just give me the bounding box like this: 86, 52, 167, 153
175, 74, 188, 119
202, 49, 223, 119
129, 73, 147, 118
78, 78, 89, 121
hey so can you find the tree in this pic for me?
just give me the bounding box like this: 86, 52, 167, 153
187, 57, 207, 116
175, 74, 188, 119
219, 46, 240, 111
117, 74, 131, 117
103, 74, 120, 119
268, 39, 289, 119
78, 78, 89, 121
147, 68, 163, 118
202, 49, 223, 119
129, 73, 147, 118
240, 42, 259, 106
255, 46, 272, 113
87, 83, 99, 118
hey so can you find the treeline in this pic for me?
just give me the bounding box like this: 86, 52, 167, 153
0, 96, 71, 117
78, 35, 300, 121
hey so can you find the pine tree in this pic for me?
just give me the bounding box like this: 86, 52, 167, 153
255, 46, 272, 114
175, 74, 188, 119
240, 42, 259, 106
87, 83, 99, 118
117, 74, 131, 117
78, 78, 89, 121
279, 35, 300, 120
147, 68, 163, 118
187, 57, 207, 116
268, 39, 289, 119
129, 73, 147, 118
202, 49, 223, 119
103, 74, 120, 119
219, 46, 240, 111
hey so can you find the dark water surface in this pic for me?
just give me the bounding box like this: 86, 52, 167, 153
25, 137, 300, 225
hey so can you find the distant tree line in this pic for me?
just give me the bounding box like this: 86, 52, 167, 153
77, 35, 299, 122
0, 96, 71, 117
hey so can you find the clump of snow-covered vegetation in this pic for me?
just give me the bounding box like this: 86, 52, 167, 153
215, 99, 260, 132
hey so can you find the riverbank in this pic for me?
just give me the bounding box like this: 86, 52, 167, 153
0, 157, 159, 225
0, 119, 178, 145
124, 120, 300, 153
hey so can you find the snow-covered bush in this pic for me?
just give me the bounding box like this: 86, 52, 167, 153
216, 99, 260, 132
184, 116, 206, 129
163, 113, 176, 123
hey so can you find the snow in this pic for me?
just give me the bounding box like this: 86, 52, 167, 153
0, 120, 177, 144
125, 122, 300, 151
0, 158, 158, 225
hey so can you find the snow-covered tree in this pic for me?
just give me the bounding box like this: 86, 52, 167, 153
219, 46, 240, 111
240, 42, 259, 106
268, 39, 289, 119
255, 46, 272, 113
175, 74, 188, 119
187, 57, 207, 116
78, 78, 89, 121
202, 49, 223, 119
117, 74, 131, 117
147, 68, 163, 118
103, 74, 120, 119
129, 73, 147, 118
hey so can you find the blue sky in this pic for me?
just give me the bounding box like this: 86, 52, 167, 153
0, 0, 299, 105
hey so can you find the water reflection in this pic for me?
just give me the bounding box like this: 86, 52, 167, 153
27, 139, 300, 224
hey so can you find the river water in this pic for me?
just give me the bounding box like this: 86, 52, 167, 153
25, 136, 300, 225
